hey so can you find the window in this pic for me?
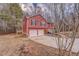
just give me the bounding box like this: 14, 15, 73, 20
40, 21, 46, 26
31, 20, 36, 26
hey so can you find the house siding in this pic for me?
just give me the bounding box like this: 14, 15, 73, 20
23, 15, 54, 37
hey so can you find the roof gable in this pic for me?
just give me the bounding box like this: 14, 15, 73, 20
28, 14, 53, 24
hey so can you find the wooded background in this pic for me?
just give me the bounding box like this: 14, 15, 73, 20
0, 3, 79, 34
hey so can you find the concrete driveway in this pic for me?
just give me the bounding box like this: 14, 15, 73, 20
29, 35, 79, 53
29, 36, 58, 49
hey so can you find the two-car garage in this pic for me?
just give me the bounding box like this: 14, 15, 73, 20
29, 29, 44, 37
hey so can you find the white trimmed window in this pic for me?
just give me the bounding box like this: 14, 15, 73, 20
31, 20, 36, 26
40, 21, 46, 26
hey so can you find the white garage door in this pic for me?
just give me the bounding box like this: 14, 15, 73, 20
29, 29, 37, 37
38, 30, 44, 36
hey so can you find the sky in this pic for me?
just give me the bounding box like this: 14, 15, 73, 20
0, 3, 76, 18
19, 3, 76, 22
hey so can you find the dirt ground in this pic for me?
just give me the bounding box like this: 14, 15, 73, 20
0, 34, 27, 56
0, 34, 77, 56
0, 34, 59, 56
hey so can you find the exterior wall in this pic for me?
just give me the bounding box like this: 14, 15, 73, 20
28, 15, 54, 29
23, 15, 54, 37
23, 17, 29, 36
23, 19, 26, 34
48, 23, 54, 29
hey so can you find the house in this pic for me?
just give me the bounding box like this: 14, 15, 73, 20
22, 15, 54, 37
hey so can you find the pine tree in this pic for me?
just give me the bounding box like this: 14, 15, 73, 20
9, 3, 23, 32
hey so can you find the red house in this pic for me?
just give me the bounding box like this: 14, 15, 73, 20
22, 15, 54, 37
